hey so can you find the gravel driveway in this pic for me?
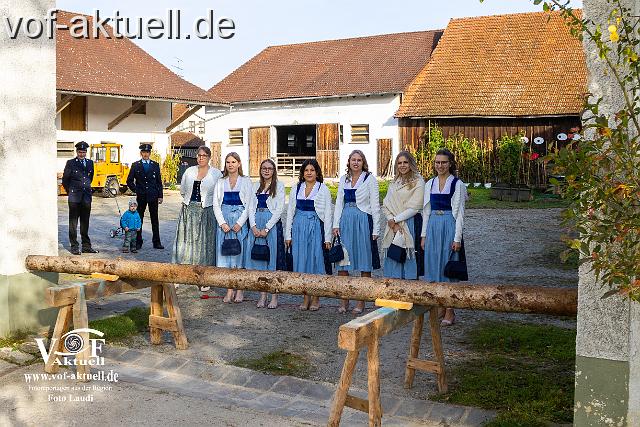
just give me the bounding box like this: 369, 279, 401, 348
57, 191, 577, 400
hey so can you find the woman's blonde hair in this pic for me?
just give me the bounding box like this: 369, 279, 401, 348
345, 150, 369, 181
393, 151, 420, 186
222, 152, 244, 177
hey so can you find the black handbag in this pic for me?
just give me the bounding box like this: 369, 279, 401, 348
324, 235, 344, 264
251, 237, 270, 262
221, 232, 242, 256
285, 245, 294, 272
443, 249, 468, 281
386, 243, 407, 264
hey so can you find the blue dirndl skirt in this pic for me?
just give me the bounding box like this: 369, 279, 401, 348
424, 211, 456, 282
244, 209, 283, 271
338, 204, 373, 272
216, 204, 248, 268
383, 215, 418, 280
292, 209, 328, 275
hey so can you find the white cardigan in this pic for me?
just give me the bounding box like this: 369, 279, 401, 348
420, 176, 466, 243
248, 181, 286, 232
179, 166, 222, 208
332, 173, 381, 236
285, 182, 333, 243
212, 175, 254, 227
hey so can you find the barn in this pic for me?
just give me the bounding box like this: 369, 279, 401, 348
396, 11, 588, 157
55, 11, 226, 173
201, 31, 443, 178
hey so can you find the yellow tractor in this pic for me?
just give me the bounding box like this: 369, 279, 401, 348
58, 143, 131, 197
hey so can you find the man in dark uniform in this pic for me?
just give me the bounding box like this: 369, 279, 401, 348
62, 141, 99, 255
126, 143, 164, 249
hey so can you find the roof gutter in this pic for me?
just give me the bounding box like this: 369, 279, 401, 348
213, 91, 401, 107
398, 114, 582, 119
57, 90, 229, 107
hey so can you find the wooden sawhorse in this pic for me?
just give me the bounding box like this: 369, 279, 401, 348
44, 276, 188, 380
328, 306, 447, 426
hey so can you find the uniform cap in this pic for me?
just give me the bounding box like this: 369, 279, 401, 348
139, 143, 153, 152
75, 141, 89, 150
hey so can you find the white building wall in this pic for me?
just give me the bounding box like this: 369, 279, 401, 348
202, 94, 402, 177
55, 95, 171, 170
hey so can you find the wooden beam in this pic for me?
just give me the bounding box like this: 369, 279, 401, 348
56, 94, 76, 114
108, 100, 147, 130
149, 314, 178, 332
166, 105, 200, 133
328, 350, 360, 426
406, 358, 442, 374
25, 255, 579, 316
345, 395, 369, 412
44, 305, 73, 374
338, 306, 428, 351
45, 279, 154, 307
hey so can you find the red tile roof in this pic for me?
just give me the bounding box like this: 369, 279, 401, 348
56, 11, 226, 106
208, 30, 443, 103
171, 132, 205, 148
396, 11, 587, 118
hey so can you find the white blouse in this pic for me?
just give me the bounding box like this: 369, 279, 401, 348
179, 166, 222, 208
285, 181, 333, 243
332, 172, 381, 236
212, 175, 254, 227
248, 181, 286, 232
420, 176, 466, 243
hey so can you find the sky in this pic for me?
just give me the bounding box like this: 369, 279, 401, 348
56, 0, 583, 90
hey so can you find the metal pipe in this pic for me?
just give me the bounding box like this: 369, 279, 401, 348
26, 255, 577, 316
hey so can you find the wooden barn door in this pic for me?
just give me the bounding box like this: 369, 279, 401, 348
249, 127, 270, 176
61, 96, 87, 131
317, 123, 339, 178
377, 138, 392, 177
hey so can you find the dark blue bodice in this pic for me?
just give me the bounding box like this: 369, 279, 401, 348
296, 199, 315, 211
429, 177, 459, 211
256, 193, 269, 209
190, 181, 202, 202
222, 191, 242, 205
344, 189, 356, 203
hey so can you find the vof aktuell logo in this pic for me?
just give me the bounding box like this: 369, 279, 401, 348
35, 328, 105, 367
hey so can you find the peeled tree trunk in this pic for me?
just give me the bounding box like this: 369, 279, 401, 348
26, 255, 577, 316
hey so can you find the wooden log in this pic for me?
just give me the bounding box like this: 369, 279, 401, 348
328, 350, 360, 427
45, 279, 153, 307
72, 287, 90, 381
367, 336, 382, 427
163, 284, 189, 350
149, 285, 164, 345
338, 306, 428, 352
45, 305, 73, 374
25, 256, 578, 316
429, 308, 448, 393
404, 313, 425, 389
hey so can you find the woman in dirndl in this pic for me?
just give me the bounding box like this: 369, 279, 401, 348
332, 150, 381, 314
285, 159, 333, 311
212, 152, 253, 303
172, 146, 222, 292
381, 151, 425, 280
421, 148, 467, 326
245, 159, 286, 309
